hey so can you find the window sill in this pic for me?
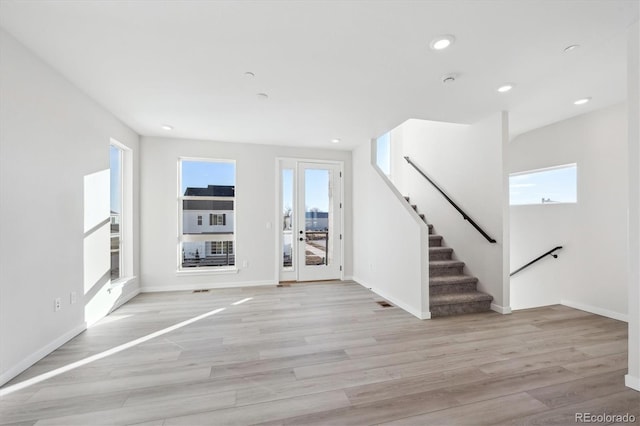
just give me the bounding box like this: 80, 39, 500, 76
176, 268, 239, 277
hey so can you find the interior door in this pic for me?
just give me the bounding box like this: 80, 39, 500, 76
296, 162, 342, 281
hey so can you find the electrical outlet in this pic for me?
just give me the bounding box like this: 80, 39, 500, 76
242, 260, 248, 268
54, 298, 61, 312
70, 291, 77, 304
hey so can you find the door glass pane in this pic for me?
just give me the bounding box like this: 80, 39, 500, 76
305, 169, 331, 266
282, 169, 294, 269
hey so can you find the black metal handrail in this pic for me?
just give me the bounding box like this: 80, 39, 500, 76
404, 156, 496, 243
510, 246, 563, 277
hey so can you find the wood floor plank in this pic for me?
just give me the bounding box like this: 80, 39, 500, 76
478, 348, 591, 376
0, 391, 129, 424
293, 350, 428, 380
447, 366, 581, 405
379, 392, 549, 426
123, 368, 297, 407
210, 349, 349, 378
526, 370, 630, 409
162, 390, 351, 426
563, 352, 628, 377
34, 390, 236, 425
498, 390, 640, 425
234, 366, 392, 406
27, 367, 212, 403
344, 366, 489, 406
279, 387, 460, 426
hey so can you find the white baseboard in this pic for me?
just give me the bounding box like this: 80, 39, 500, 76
0, 323, 86, 387
352, 276, 430, 320
343, 275, 354, 281
491, 303, 512, 314
141, 280, 276, 293
561, 299, 628, 322
111, 279, 140, 312
625, 374, 640, 391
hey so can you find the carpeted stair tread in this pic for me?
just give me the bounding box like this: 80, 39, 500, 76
430, 274, 478, 285
429, 247, 453, 255
429, 291, 493, 306
429, 260, 465, 268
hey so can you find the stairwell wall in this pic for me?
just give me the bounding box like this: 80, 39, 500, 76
389, 114, 510, 313
508, 103, 628, 320
352, 140, 430, 318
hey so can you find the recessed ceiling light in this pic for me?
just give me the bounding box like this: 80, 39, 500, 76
244, 71, 255, 77
430, 35, 455, 51
574, 97, 591, 105
257, 93, 269, 100
161, 124, 173, 131
497, 83, 515, 93
331, 138, 341, 144
564, 44, 580, 52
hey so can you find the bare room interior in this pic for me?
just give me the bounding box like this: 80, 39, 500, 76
0, 1, 639, 424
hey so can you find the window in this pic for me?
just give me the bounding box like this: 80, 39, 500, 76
376, 132, 391, 175
510, 164, 577, 206
179, 159, 235, 269
110, 140, 132, 281
210, 214, 225, 225
110, 144, 123, 280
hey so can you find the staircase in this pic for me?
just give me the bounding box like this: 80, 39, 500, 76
405, 197, 493, 317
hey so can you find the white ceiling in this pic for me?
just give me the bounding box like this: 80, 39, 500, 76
0, 0, 637, 150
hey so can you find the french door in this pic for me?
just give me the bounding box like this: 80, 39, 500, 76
279, 160, 342, 282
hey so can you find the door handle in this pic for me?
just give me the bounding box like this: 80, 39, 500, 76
299, 230, 304, 234
299, 237, 304, 241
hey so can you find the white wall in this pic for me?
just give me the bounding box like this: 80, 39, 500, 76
0, 30, 140, 385
509, 103, 628, 320
391, 114, 510, 312
626, 19, 639, 392
139, 136, 351, 291
352, 140, 430, 319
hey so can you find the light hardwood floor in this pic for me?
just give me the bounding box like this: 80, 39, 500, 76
0, 281, 637, 425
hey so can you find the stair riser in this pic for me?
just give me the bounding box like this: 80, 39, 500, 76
428, 237, 442, 247
430, 265, 464, 276
429, 282, 478, 295
430, 300, 492, 317
429, 251, 452, 261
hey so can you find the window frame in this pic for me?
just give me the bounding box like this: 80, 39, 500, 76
109, 139, 134, 284
177, 157, 237, 274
